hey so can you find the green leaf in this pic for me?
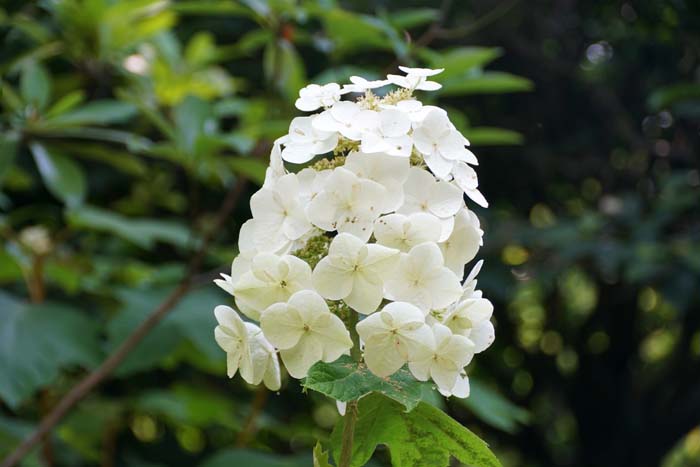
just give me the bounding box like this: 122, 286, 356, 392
263, 39, 306, 102
313, 442, 332, 467
304, 355, 426, 412
30, 142, 87, 207
66, 205, 194, 250
319, 10, 390, 57
647, 82, 700, 111
107, 287, 224, 376
457, 380, 530, 434
0, 292, 101, 408
20, 61, 51, 109
464, 127, 524, 146
44, 100, 137, 127
0, 133, 19, 185
439, 72, 534, 96
388, 8, 439, 29
50, 142, 148, 176
200, 449, 311, 467
427, 47, 504, 81
227, 157, 267, 185
44, 90, 86, 119
330, 393, 501, 467
172, 1, 253, 16
173, 95, 212, 154
135, 385, 239, 429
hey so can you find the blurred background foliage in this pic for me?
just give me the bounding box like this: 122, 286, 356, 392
0, 1, 698, 466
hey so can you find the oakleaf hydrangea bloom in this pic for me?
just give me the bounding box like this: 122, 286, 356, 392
212, 67, 495, 400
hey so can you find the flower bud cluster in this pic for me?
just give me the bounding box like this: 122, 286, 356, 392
213, 67, 494, 398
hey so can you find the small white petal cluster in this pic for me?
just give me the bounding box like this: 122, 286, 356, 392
213, 67, 493, 398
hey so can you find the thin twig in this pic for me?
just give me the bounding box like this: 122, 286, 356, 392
434, 0, 519, 40
1, 179, 248, 467
235, 385, 270, 448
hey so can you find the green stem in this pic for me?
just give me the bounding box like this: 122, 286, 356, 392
338, 400, 358, 467
339, 306, 361, 466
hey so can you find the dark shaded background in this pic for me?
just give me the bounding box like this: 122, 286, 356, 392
1, 1, 699, 466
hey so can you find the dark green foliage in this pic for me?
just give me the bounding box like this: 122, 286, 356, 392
0, 0, 698, 466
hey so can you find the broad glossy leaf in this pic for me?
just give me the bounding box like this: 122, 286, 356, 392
304, 355, 426, 411
20, 61, 51, 109
66, 205, 194, 249
457, 380, 530, 434
330, 393, 501, 467
30, 142, 87, 207
440, 72, 533, 96
0, 292, 101, 409
44, 100, 137, 127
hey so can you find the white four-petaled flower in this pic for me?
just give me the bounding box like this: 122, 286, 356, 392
260, 290, 352, 378
384, 242, 462, 311
356, 301, 434, 377
214, 305, 281, 390
387, 66, 444, 91
295, 83, 347, 111
307, 167, 388, 241
313, 233, 399, 314
232, 253, 312, 320
413, 109, 478, 179
398, 167, 464, 240
409, 323, 474, 394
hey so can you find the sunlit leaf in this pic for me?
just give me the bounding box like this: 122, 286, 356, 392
313, 442, 332, 467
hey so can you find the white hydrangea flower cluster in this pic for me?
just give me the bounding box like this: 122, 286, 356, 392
213, 67, 494, 398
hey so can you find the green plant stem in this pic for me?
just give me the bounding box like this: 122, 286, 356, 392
338, 307, 361, 466
339, 399, 359, 467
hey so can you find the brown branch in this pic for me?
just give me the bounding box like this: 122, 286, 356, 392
1, 179, 248, 467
